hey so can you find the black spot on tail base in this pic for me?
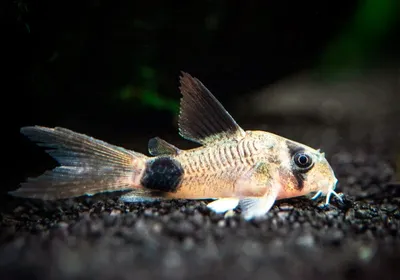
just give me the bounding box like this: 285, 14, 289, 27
140, 157, 184, 192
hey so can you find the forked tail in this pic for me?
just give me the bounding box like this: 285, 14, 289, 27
11, 126, 147, 200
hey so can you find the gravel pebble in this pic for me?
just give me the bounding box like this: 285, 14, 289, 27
1, 123, 400, 280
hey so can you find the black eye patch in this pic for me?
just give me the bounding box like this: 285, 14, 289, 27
285, 141, 315, 190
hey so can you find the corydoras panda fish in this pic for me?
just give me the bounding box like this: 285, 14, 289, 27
11, 72, 342, 220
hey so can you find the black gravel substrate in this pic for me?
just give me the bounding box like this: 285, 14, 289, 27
1, 123, 400, 280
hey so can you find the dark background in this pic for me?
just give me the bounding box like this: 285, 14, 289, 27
3, 0, 400, 189
1, 1, 400, 279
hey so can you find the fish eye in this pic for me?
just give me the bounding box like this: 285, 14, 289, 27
293, 152, 313, 169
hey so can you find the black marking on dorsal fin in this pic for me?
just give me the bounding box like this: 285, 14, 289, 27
178, 72, 245, 145
148, 137, 180, 156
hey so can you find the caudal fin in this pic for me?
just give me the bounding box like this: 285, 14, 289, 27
11, 126, 147, 200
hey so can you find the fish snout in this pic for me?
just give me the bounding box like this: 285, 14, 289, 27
314, 176, 341, 205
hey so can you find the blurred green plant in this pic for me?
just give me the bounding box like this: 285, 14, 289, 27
318, 0, 398, 75
14, 0, 31, 32
119, 66, 179, 114
113, 3, 225, 114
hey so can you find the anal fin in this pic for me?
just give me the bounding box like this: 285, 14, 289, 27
120, 191, 163, 203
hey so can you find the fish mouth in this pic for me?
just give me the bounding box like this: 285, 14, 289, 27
311, 178, 342, 205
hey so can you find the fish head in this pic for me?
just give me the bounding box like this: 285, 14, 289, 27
276, 139, 340, 205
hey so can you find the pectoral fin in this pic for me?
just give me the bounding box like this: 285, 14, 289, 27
234, 162, 280, 220
239, 193, 278, 220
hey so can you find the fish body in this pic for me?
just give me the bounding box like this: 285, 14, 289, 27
12, 72, 341, 220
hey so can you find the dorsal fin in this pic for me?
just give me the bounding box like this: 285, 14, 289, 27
178, 72, 245, 145
148, 137, 180, 156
